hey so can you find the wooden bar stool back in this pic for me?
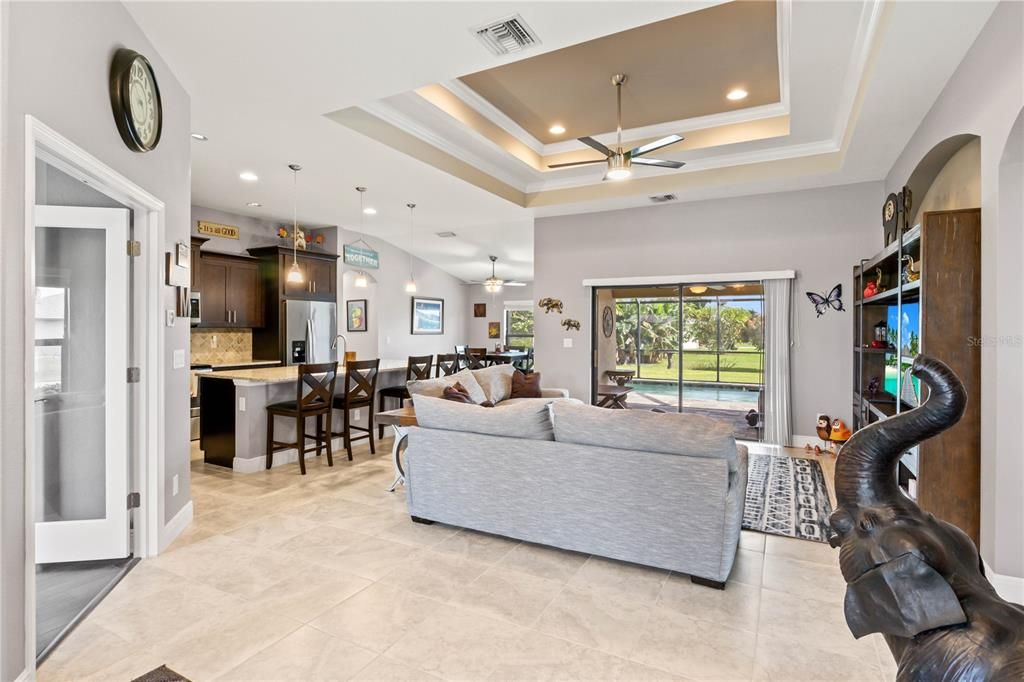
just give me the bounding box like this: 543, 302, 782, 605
378, 355, 432, 437
331, 358, 380, 461
435, 353, 459, 377
266, 362, 338, 475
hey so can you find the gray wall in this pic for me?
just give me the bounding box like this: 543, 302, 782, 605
533, 182, 882, 436
884, 0, 1023, 579
468, 284, 535, 348
1, 3, 191, 678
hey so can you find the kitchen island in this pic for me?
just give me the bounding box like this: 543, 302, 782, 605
198, 360, 407, 472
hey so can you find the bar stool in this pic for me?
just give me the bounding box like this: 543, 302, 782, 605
435, 353, 459, 377
331, 358, 380, 461
266, 362, 338, 475
469, 347, 490, 368
378, 355, 432, 438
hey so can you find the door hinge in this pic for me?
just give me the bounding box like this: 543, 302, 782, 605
127, 492, 141, 509
127, 240, 141, 257
127, 367, 141, 383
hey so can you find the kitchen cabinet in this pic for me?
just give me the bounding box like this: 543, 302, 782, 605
190, 236, 208, 289
248, 246, 337, 302
197, 253, 264, 328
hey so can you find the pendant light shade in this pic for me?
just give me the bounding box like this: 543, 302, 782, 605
405, 202, 417, 293
287, 163, 304, 283
483, 255, 504, 294
352, 187, 370, 289
354, 271, 368, 288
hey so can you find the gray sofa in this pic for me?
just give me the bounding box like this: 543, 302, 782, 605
403, 396, 748, 588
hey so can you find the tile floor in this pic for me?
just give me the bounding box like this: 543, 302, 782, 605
39, 440, 894, 681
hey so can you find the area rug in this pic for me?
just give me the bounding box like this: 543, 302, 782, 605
132, 666, 191, 682
742, 454, 833, 543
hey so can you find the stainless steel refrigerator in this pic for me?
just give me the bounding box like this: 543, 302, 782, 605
283, 300, 337, 365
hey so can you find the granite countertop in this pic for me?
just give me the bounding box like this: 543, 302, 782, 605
208, 360, 282, 369
203, 359, 408, 384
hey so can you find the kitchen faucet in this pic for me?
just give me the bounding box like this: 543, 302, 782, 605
331, 333, 348, 365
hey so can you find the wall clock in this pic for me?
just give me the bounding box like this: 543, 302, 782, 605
602, 305, 614, 338
882, 193, 898, 245
109, 48, 163, 152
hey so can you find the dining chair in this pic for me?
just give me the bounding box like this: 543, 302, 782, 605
331, 358, 380, 461
435, 353, 459, 377
266, 362, 338, 475
467, 347, 489, 369
378, 355, 432, 438
514, 348, 535, 374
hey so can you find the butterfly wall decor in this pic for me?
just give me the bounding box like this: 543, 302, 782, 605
806, 284, 845, 317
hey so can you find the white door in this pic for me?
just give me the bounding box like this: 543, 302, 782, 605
33, 205, 131, 564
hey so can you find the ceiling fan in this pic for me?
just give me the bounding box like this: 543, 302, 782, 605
468, 256, 528, 292
548, 74, 685, 181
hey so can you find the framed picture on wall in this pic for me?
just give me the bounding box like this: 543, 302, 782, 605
474, 303, 486, 318
488, 322, 500, 339
411, 297, 444, 335
346, 299, 367, 332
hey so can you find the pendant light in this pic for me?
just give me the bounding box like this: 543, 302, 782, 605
286, 163, 304, 284
404, 202, 417, 294
353, 187, 369, 288
483, 255, 504, 294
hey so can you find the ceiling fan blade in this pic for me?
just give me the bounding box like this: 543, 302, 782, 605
577, 136, 613, 157
548, 159, 608, 169
503, 281, 528, 287
632, 157, 686, 169
630, 134, 685, 158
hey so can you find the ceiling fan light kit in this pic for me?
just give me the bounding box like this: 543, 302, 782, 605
547, 73, 686, 180
483, 255, 504, 294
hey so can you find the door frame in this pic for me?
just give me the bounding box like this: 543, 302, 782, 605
23, 115, 167, 667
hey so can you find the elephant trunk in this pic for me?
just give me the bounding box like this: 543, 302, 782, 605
836, 355, 966, 509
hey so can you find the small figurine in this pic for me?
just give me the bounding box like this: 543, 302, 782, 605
867, 376, 881, 398
828, 418, 852, 456
538, 298, 564, 314
863, 268, 885, 298
902, 254, 921, 283
805, 414, 833, 455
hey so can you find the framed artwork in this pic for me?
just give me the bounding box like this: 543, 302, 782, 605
474, 303, 487, 318
346, 299, 367, 332
488, 322, 501, 339
411, 296, 444, 335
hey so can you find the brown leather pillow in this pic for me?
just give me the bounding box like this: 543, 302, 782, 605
442, 382, 476, 404
510, 370, 542, 399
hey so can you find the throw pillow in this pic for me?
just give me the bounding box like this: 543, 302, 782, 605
510, 370, 542, 399
470, 364, 516, 403
413, 395, 555, 440
407, 368, 487, 404
441, 382, 476, 404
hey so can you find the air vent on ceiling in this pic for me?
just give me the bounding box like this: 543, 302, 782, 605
649, 194, 678, 203
436, 231, 457, 238
473, 14, 540, 57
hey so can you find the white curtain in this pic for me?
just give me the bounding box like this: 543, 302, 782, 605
763, 277, 793, 446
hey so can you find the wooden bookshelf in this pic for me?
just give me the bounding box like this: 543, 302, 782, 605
852, 208, 981, 544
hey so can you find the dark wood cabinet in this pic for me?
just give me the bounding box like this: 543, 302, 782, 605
190, 236, 208, 289
197, 253, 264, 328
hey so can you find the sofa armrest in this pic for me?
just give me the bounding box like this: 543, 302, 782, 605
540, 388, 569, 399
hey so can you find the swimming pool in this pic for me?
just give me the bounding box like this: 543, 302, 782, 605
630, 380, 760, 405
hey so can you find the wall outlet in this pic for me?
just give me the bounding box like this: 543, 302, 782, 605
563, 338, 573, 348
353, 409, 361, 421
165, 309, 175, 327
172, 474, 179, 496
173, 349, 186, 368
239, 396, 246, 412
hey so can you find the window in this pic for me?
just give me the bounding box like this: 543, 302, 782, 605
505, 308, 534, 350
35, 286, 69, 394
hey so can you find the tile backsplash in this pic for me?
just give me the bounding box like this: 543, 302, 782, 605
191, 329, 252, 365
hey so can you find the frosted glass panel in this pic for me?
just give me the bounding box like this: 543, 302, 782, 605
34, 226, 107, 523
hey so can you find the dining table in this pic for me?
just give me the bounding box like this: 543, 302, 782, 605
486, 350, 527, 364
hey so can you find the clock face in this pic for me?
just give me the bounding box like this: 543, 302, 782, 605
110, 49, 162, 152
602, 306, 614, 338
884, 200, 895, 222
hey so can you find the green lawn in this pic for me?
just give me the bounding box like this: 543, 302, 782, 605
618, 350, 763, 384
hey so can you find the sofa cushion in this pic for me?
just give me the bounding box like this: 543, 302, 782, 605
470, 364, 516, 403
412, 395, 555, 440
510, 370, 542, 399
407, 369, 487, 404
550, 400, 738, 470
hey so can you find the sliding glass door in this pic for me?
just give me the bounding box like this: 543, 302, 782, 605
593, 282, 765, 441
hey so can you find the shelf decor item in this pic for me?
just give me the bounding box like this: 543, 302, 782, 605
882, 192, 899, 245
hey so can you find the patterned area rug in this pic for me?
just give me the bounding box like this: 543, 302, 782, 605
132, 666, 191, 682
743, 454, 833, 543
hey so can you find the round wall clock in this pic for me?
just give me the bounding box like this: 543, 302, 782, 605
109, 48, 163, 152
602, 305, 614, 338
882, 192, 898, 244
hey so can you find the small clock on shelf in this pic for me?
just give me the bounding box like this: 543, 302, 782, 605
882, 193, 899, 246
109, 48, 163, 153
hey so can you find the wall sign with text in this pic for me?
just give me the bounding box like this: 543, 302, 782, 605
343, 243, 380, 269
196, 221, 239, 240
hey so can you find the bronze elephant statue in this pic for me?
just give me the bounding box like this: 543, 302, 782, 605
829, 355, 1024, 681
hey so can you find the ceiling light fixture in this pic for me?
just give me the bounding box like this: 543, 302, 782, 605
286, 164, 304, 284
726, 88, 748, 101
239, 171, 258, 182
404, 203, 417, 294
363, 207, 377, 215
689, 285, 708, 294
246, 201, 262, 207
191, 133, 208, 141
483, 255, 504, 294
353, 272, 369, 288
353, 187, 371, 288
549, 124, 566, 135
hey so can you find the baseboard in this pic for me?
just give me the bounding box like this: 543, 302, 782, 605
233, 437, 346, 474
159, 501, 194, 553
15, 668, 32, 682
791, 433, 829, 449
984, 560, 1024, 604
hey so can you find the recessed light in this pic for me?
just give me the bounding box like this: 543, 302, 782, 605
191, 133, 208, 141
239, 171, 258, 182
363, 207, 377, 215
436, 231, 457, 238
726, 88, 748, 101
246, 202, 262, 207
549, 124, 566, 135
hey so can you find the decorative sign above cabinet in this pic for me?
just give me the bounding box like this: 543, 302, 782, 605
343, 242, 379, 269
109, 48, 163, 152
197, 221, 240, 240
